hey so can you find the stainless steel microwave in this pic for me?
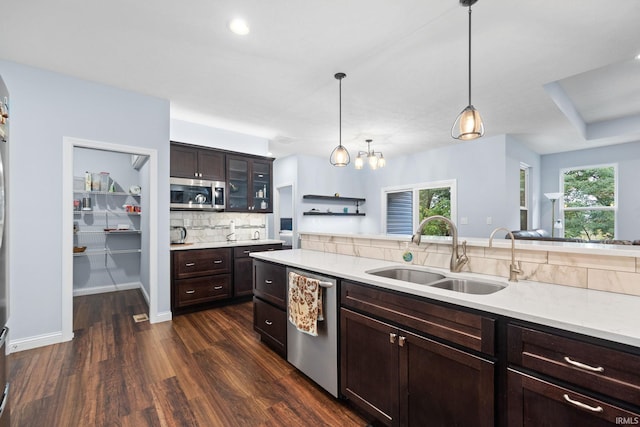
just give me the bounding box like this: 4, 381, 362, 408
170, 177, 225, 210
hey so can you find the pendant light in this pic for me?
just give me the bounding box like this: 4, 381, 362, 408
451, 0, 484, 141
330, 72, 350, 166
354, 139, 385, 170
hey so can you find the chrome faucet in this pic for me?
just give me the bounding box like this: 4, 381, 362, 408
488, 227, 522, 282
411, 215, 468, 273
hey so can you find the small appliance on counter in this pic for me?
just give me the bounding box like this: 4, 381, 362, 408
170, 226, 187, 244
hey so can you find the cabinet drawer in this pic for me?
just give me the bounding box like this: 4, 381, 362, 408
174, 275, 231, 307
341, 281, 495, 355
253, 297, 286, 357
253, 261, 286, 308
234, 244, 281, 258
508, 369, 640, 426
174, 248, 231, 279
508, 324, 640, 407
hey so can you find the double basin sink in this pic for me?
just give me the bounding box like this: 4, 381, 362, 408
366, 266, 506, 295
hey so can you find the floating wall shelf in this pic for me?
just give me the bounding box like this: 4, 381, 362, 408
302, 194, 366, 216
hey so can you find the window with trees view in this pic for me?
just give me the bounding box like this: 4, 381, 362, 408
385, 180, 456, 235
561, 165, 616, 241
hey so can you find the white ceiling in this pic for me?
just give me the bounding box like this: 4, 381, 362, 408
1, 0, 640, 159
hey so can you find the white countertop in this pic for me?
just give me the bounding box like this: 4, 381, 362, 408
251, 248, 640, 348
170, 239, 284, 251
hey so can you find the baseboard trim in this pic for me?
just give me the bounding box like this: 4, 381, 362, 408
152, 310, 172, 324
8, 331, 69, 354
73, 282, 141, 297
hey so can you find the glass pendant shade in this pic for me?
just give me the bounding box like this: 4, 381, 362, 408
330, 144, 350, 167
368, 154, 378, 170
452, 105, 484, 140
377, 155, 386, 168
354, 155, 364, 170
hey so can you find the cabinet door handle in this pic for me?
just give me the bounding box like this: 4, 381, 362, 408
398, 336, 406, 347
267, 248, 275, 251
185, 290, 195, 294
265, 280, 273, 284
389, 333, 397, 344
563, 356, 604, 373
243, 250, 252, 254
185, 262, 195, 267
562, 394, 603, 413
213, 286, 223, 290
213, 259, 223, 264
265, 320, 273, 326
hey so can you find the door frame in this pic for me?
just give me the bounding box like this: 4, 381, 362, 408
61, 137, 159, 341
274, 182, 296, 248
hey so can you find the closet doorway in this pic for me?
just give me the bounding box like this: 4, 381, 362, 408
62, 137, 159, 342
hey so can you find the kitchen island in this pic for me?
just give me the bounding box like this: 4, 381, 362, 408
251, 248, 640, 426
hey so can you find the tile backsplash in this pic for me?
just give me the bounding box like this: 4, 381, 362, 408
300, 233, 640, 298
170, 211, 266, 243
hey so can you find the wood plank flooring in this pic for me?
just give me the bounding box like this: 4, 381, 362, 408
9, 290, 368, 426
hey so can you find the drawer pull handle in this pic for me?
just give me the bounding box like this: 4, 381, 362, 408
564, 356, 604, 373
265, 280, 273, 284
268, 248, 275, 251
398, 336, 406, 347
389, 333, 397, 344
185, 262, 195, 267
562, 394, 603, 413
265, 320, 273, 326
213, 286, 223, 290
213, 259, 223, 264
185, 290, 195, 294
243, 250, 251, 254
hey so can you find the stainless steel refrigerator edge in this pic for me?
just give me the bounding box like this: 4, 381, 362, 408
0, 73, 11, 427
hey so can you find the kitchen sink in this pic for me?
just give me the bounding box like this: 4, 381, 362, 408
366, 267, 445, 285
428, 278, 506, 295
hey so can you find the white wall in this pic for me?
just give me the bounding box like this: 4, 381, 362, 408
0, 60, 170, 348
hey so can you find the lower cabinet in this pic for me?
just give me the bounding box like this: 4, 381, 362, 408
507, 323, 640, 426
252, 260, 287, 357
233, 244, 282, 297
171, 243, 282, 314
508, 369, 640, 426
340, 280, 496, 427
341, 308, 494, 426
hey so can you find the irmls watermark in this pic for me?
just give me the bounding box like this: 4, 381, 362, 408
616, 417, 640, 425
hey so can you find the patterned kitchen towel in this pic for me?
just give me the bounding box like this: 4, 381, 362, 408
288, 271, 323, 336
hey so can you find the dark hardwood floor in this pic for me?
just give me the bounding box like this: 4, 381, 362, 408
9, 290, 367, 426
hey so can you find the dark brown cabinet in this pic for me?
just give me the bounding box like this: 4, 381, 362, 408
340, 281, 495, 426
170, 143, 225, 181
227, 155, 273, 213
507, 323, 640, 426
233, 244, 282, 297
172, 248, 232, 312
253, 260, 287, 357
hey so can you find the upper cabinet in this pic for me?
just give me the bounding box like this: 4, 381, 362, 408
226, 155, 273, 213
170, 143, 225, 181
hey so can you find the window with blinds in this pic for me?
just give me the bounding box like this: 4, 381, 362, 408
386, 191, 413, 234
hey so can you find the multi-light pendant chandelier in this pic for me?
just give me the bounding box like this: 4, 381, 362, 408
451, 0, 484, 141
355, 139, 385, 170
329, 72, 350, 167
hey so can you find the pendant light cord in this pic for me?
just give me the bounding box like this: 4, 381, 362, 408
339, 77, 342, 147
468, 5, 472, 106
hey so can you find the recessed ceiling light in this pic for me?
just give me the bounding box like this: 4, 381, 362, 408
229, 18, 250, 35
635, 53, 640, 61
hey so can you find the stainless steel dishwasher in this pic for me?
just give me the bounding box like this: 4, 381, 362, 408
286, 267, 338, 397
